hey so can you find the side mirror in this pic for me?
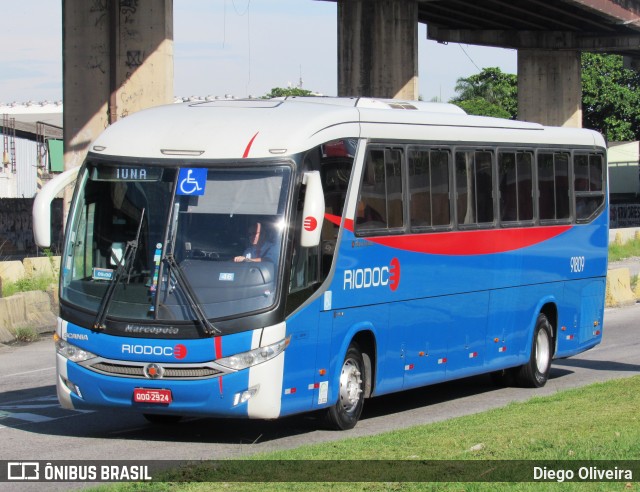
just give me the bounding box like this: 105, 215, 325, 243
300, 171, 324, 248
33, 166, 80, 248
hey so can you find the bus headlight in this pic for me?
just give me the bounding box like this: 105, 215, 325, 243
216, 337, 290, 371
54, 333, 97, 363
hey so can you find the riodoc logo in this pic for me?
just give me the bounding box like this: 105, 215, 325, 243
343, 258, 400, 291
122, 343, 187, 359
303, 216, 318, 232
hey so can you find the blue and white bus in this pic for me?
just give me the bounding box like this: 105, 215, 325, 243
34, 97, 608, 429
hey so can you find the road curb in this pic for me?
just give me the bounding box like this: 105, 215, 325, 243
605, 268, 638, 308
0, 290, 57, 344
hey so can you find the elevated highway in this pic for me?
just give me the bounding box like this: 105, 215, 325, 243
330, 0, 640, 127
62, 0, 640, 176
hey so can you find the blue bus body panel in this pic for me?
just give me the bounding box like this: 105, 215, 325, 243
60, 322, 257, 417
278, 299, 322, 416
321, 212, 607, 397
63, 322, 254, 362
329, 222, 607, 310
64, 361, 251, 417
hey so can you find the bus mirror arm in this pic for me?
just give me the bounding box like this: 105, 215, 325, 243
33, 166, 81, 248
300, 171, 325, 248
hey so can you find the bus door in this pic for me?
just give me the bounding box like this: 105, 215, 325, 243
443, 292, 489, 380
397, 292, 488, 389
395, 298, 448, 390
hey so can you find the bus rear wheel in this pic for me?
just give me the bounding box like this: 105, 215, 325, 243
516, 313, 553, 388
324, 343, 365, 430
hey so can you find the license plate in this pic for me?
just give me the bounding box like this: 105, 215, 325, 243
133, 388, 172, 404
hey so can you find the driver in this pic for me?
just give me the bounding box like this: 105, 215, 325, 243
234, 221, 277, 263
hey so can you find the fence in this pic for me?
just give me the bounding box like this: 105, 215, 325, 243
0, 197, 63, 260
610, 204, 640, 228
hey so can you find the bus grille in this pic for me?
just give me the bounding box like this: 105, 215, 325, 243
88, 361, 224, 380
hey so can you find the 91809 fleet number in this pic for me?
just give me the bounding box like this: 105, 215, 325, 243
570, 256, 585, 273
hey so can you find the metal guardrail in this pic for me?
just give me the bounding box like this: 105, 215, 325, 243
610, 204, 640, 228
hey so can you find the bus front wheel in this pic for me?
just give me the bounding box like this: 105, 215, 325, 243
516, 313, 553, 388
324, 343, 365, 430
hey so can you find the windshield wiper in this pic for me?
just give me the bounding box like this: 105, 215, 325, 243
162, 253, 221, 336
93, 208, 145, 330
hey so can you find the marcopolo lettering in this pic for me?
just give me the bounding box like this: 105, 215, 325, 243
124, 324, 180, 335
344, 258, 400, 291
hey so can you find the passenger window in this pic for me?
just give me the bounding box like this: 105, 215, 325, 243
499, 151, 533, 224
538, 152, 570, 222
574, 153, 605, 222
356, 147, 404, 235
408, 148, 451, 230
455, 150, 494, 226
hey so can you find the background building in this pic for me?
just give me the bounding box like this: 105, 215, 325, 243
0, 102, 63, 258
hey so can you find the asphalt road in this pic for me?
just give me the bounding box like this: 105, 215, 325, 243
609, 257, 640, 277
0, 303, 639, 490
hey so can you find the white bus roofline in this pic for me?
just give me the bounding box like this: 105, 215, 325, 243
33, 166, 80, 248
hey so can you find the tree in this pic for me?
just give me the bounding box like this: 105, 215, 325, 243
263, 87, 314, 99
450, 67, 517, 119
581, 53, 640, 141
450, 55, 640, 141
454, 98, 511, 119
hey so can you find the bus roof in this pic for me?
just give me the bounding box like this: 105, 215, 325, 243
89, 97, 605, 160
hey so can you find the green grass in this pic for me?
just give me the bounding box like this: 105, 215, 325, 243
608, 237, 640, 263
12, 326, 39, 343
92, 376, 640, 491
1, 274, 55, 297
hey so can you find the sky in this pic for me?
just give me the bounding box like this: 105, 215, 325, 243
0, 0, 516, 104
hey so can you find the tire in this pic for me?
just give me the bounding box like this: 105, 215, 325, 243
516, 313, 553, 388
143, 413, 183, 425
324, 343, 366, 430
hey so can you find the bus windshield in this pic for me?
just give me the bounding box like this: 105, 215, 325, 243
61, 161, 291, 328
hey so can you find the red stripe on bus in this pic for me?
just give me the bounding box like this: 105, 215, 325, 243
324, 214, 571, 255
215, 336, 223, 394
242, 132, 259, 158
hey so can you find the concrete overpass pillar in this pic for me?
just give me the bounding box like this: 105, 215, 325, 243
338, 0, 418, 99
63, 0, 173, 173
517, 50, 582, 127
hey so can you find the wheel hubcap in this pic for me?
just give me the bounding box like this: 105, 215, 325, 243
535, 328, 550, 373
338, 358, 363, 414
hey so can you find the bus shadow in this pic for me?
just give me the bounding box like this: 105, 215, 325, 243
0, 384, 320, 445
4, 356, 638, 446
358, 357, 640, 423
552, 358, 640, 373
361, 374, 497, 421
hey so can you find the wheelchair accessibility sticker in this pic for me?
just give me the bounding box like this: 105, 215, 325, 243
177, 168, 206, 196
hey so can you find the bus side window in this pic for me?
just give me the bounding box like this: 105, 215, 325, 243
455, 150, 494, 227
574, 153, 605, 222
356, 147, 404, 234
499, 151, 533, 224
320, 157, 352, 277
538, 152, 570, 222
408, 148, 451, 230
